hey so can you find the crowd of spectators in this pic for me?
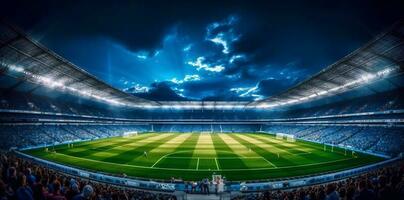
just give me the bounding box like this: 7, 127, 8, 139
263, 125, 404, 156
1, 150, 402, 200
1, 88, 404, 121
182, 177, 225, 195
0, 125, 150, 150
0, 123, 403, 156
0, 152, 177, 200
231, 162, 404, 200
279, 89, 404, 118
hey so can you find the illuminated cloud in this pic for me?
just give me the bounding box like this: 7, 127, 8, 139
209, 34, 230, 54
229, 54, 245, 63
184, 74, 201, 82
206, 16, 240, 54
230, 86, 258, 97
123, 84, 150, 93
187, 57, 225, 72
171, 74, 201, 84
183, 44, 192, 52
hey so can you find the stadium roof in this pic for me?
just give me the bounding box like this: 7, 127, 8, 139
250, 20, 404, 109
0, 21, 403, 110
0, 22, 160, 108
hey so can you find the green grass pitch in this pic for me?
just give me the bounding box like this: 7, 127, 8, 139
23, 132, 384, 181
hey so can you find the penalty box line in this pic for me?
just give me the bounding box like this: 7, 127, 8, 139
196, 157, 200, 170
214, 158, 220, 170
40, 151, 356, 172
167, 156, 264, 159
152, 155, 276, 169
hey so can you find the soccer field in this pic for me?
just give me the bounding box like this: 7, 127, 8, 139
24, 133, 384, 181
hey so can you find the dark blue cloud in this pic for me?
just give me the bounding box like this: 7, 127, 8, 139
129, 82, 188, 101
2, 0, 403, 101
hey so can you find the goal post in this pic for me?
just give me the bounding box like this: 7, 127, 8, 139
276, 133, 284, 139
286, 134, 295, 142
276, 133, 295, 142
123, 131, 138, 137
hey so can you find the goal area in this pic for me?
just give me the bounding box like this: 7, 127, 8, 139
276, 133, 296, 142
122, 131, 138, 137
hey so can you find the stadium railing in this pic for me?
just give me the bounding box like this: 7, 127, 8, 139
14, 150, 401, 193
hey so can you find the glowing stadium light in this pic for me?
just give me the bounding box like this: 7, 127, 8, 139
181, 104, 200, 109
203, 104, 215, 109
298, 97, 308, 102
220, 105, 233, 109
172, 105, 183, 109
234, 105, 246, 109
161, 105, 171, 109
5, 64, 128, 107
317, 90, 328, 96
142, 104, 157, 109
7, 64, 25, 73
5, 61, 398, 111
254, 67, 398, 110
360, 74, 375, 82
215, 105, 225, 109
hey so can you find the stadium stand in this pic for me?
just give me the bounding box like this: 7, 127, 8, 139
0, 19, 403, 199
231, 162, 404, 200
0, 152, 177, 200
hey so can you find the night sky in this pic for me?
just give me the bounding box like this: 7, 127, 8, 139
1, 0, 403, 101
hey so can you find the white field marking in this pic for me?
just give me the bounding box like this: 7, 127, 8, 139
236, 134, 296, 155
167, 156, 264, 159
215, 158, 220, 170
214, 136, 276, 168
218, 134, 259, 157
261, 157, 277, 168
43, 151, 357, 172
108, 134, 173, 151
196, 158, 200, 170
252, 134, 312, 152
150, 150, 192, 168
151, 155, 165, 168
70, 134, 155, 152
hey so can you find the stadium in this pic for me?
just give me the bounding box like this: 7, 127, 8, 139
0, 1, 403, 200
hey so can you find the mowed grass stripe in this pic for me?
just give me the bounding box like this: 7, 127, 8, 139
23, 133, 385, 181
154, 133, 200, 169
193, 133, 217, 157
250, 134, 312, 153
57, 133, 158, 158
246, 134, 321, 164
229, 134, 296, 167
150, 133, 192, 153
90, 134, 176, 158
237, 134, 318, 164
211, 134, 248, 169
193, 133, 217, 170
217, 134, 258, 157
126, 133, 191, 166
253, 134, 349, 162
215, 134, 271, 169
102, 134, 177, 165
237, 134, 304, 156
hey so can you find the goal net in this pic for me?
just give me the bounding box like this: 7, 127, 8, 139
276, 133, 295, 142
276, 133, 284, 139
123, 131, 138, 137
286, 134, 295, 142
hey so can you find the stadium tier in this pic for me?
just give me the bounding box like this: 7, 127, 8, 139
0, 10, 403, 200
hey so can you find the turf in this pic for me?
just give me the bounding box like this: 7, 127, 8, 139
23, 132, 384, 181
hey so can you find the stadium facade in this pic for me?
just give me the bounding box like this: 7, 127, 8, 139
0, 20, 403, 198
